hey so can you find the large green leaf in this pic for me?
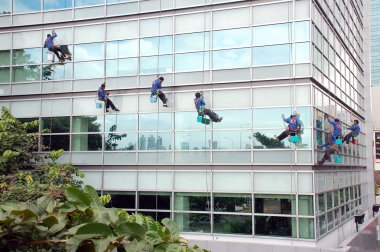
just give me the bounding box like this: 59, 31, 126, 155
42, 215, 59, 227
145, 231, 164, 245
1, 201, 20, 212
37, 195, 56, 215
124, 239, 154, 252
153, 244, 168, 252
76, 223, 113, 237
49, 222, 66, 235
65, 187, 91, 210
66, 234, 97, 252
165, 244, 186, 252
83, 185, 102, 208
92, 237, 114, 252
161, 219, 179, 242
115, 223, 147, 240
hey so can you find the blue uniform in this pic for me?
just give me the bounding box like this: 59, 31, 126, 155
97, 87, 107, 100
347, 124, 360, 137
194, 97, 206, 111
44, 32, 57, 49
321, 137, 336, 148
283, 116, 300, 131
151, 79, 162, 94
327, 118, 342, 137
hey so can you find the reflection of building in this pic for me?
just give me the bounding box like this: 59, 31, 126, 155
139, 135, 146, 150
181, 141, 189, 150
147, 135, 155, 150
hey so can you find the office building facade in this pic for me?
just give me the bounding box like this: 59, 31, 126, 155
0, 0, 374, 250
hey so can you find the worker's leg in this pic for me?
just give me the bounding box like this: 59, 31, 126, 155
277, 130, 289, 141
203, 108, 221, 122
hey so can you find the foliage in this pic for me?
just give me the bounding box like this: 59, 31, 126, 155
0, 185, 209, 252
254, 132, 285, 148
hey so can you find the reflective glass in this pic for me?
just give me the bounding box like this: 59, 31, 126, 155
106, 39, 138, 58
44, 0, 72, 9
254, 194, 295, 215
318, 193, 326, 212
138, 211, 170, 223
42, 135, 70, 151
296, 106, 311, 127
299, 195, 314, 216
104, 191, 135, 209
175, 213, 211, 233
295, 21, 310, 42
138, 132, 171, 150
175, 192, 210, 211
74, 61, 104, 79
212, 130, 251, 149
299, 218, 314, 239
72, 115, 103, 133
42, 63, 72, 80
253, 44, 291, 66
255, 216, 296, 237
74, 43, 104, 61
297, 129, 312, 149
138, 192, 171, 210
175, 112, 208, 130
139, 113, 172, 131
105, 133, 136, 151
253, 129, 290, 149
213, 28, 251, 49
0, 51, 10, 66
43, 46, 73, 63
253, 23, 291, 46
175, 32, 209, 52
213, 193, 252, 213
105, 114, 137, 132
0, 0, 11, 14
106, 58, 138, 76
140, 36, 172, 56
140, 55, 172, 74
41, 117, 70, 133
253, 108, 292, 128
214, 215, 252, 235
213, 48, 251, 69
0, 68, 10, 83
175, 52, 209, 72
75, 0, 104, 7
12, 48, 42, 65
295, 42, 310, 63
213, 110, 251, 129
71, 134, 102, 151
12, 65, 41, 82
13, 0, 41, 13
175, 131, 210, 150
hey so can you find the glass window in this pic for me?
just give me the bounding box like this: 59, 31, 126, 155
139, 211, 170, 223
175, 131, 210, 150
213, 48, 251, 69
175, 52, 209, 72
72, 134, 102, 151
42, 135, 70, 151
138, 132, 171, 150
175, 32, 209, 52
104, 191, 135, 209
295, 42, 310, 63
139, 113, 172, 131
254, 194, 295, 215
212, 130, 251, 149
214, 215, 252, 235
0, 68, 10, 83
0, 0, 11, 14
105, 114, 137, 132
213, 8, 250, 29
140, 55, 172, 74
12, 65, 41, 82
253, 129, 290, 149
74, 43, 104, 61
299, 195, 314, 216
13, 0, 41, 13
140, 36, 172, 56
72, 116, 103, 133
174, 213, 211, 233
175, 112, 208, 130
18, 117, 39, 133
175, 192, 210, 211
44, 0, 72, 10
75, 0, 104, 7
12, 48, 41, 65
213, 193, 251, 213
41, 117, 70, 133
106, 58, 138, 76
106, 39, 138, 58
252, 2, 292, 25
318, 193, 325, 212
74, 61, 104, 79
299, 218, 314, 239
43, 46, 73, 64
295, 21, 310, 42
255, 216, 296, 237
105, 132, 136, 151
138, 192, 171, 210
213, 28, 251, 49
253, 108, 292, 128
253, 23, 291, 46
0, 51, 10, 66
42, 63, 72, 81
253, 44, 291, 66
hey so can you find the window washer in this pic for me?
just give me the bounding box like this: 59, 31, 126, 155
151, 77, 168, 107
44, 30, 69, 63
343, 120, 361, 145
194, 92, 222, 123
317, 134, 339, 166
97, 83, 119, 113
275, 112, 301, 142
327, 116, 343, 141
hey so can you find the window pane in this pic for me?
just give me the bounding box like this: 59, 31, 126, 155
140, 36, 172, 56
140, 55, 172, 74
175, 192, 210, 211
295, 21, 310, 42
41, 117, 70, 133
175, 52, 209, 72
255, 216, 296, 237
105, 133, 136, 151
253, 129, 290, 149
105, 114, 137, 132
13, 0, 41, 13
318, 193, 326, 212
175, 213, 211, 233
213, 193, 252, 213
253, 44, 291, 66
138, 192, 171, 210
42, 135, 70, 151
13, 48, 42, 65
175, 131, 210, 150
75, 0, 104, 7
104, 191, 135, 209
253, 108, 292, 128
295, 42, 310, 63
213, 130, 251, 149
175, 32, 209, 52
213, 28, 251, 49
12, 65, 41, 82
0, 68, 10, 83
213, 48, 251, 69
0, 0, 11, 14
74, 61, 104, 79
74, 43, 104, 61
72, 116, 103, 133
72, 134, 102, 151
175, 112, 207, 130
0, 50, 10, 66
253, 23, 291, 46
139, 113, 172, 131
44, 0, 72, 9
299, 218, 315, 239
42, 63, 72, 80
299, 195, 314, 216
214, 215, 252, 235
106, 39, 138, 58
138, 132, 171, 150
106, 58, 138, 76
254, 194, 295, 215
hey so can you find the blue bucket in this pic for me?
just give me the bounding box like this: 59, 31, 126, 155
289, 135, 299, 143
150, 96, 157, 103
